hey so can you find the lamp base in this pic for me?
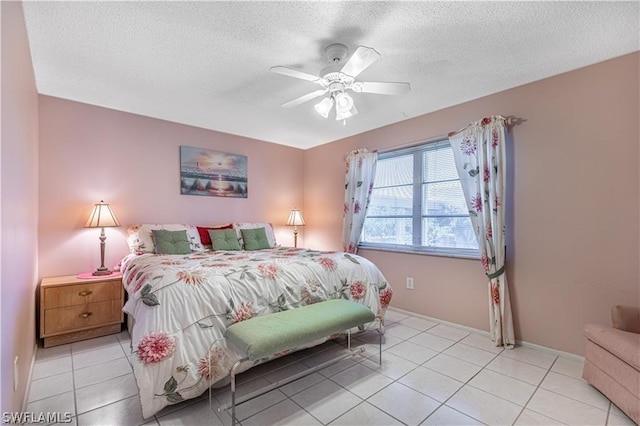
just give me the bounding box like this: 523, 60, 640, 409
92, 267, 112, 276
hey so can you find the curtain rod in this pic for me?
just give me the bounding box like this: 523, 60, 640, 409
377, 115, 519, 155
448, 115, 514, 137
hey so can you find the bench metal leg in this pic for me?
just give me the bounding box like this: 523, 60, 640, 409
219, 346, 365, 422
378, 327, 383, 365
229, 359, 244, 426
218, 325, 381, 423
350, 327, 381, 365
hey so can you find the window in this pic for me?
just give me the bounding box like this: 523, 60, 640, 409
360, 139, 479, 257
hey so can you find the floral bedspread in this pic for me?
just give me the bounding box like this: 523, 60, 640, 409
120, 247, 392, 418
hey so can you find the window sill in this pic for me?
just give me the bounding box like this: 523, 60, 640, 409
357, 244, 480, 260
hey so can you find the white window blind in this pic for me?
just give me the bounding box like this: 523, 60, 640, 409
361, 140, 478, 257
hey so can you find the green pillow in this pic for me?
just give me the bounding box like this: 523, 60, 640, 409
209, 229, 241, 251
241, 227, 270, 250
152, 229, 191, 254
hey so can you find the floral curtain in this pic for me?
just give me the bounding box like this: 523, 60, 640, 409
449, 116, 515, 347
343, 149, 377, 254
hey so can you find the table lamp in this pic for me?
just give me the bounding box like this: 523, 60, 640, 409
286, 208, 305, 248
85, 200, 121, 276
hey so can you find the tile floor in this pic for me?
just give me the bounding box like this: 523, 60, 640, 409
27, 309, 636, 426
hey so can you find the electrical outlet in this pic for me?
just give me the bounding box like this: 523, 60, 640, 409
14, 356, 18, 391
406, 277, 414, 290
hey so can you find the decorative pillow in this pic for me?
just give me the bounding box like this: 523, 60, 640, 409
152, 230, 191, 255
241, 227, 270, 250
127, 224, 204, 253
209, 229, 241, 251
234, 222, 277, 248
197, 224, 233, 247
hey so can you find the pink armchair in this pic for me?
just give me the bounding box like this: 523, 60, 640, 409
583, 305, 640, 424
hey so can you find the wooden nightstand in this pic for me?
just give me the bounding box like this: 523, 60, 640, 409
39, 274, 124, 347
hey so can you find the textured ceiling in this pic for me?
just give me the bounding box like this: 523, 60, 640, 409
23, 1, 639, 149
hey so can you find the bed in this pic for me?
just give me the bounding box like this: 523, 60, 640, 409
120, 223, 392, 418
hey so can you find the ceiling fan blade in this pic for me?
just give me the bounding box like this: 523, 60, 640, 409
354, 81, 410, 95
340, 46, 380, 78
281, 89, 328, 108
270, 66, 325, 84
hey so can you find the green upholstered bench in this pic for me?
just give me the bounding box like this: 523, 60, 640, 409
219, 299, 380, 424
225, 298, 376, 360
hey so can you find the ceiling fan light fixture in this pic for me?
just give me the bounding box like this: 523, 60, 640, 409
334, 92, 354, 113
271, 43, 410, 123
314, 97, 334, 118
336, 103, 358, 121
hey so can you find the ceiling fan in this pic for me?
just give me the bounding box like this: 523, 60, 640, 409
271, 43, 410, 122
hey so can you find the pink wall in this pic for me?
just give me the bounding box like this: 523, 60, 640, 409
304, 53, 640, 355
38, 97, 305, 278
1, 2, 40, 412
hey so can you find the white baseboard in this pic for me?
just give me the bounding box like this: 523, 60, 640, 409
21, 342, 38, 411
387, 306, 584, 361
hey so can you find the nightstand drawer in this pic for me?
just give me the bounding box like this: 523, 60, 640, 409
43, 280, 121, 309
40, 274, 125, 346
43, 300, 122, 335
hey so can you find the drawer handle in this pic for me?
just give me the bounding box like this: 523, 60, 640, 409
79, 312, 93, 319
78, 290, 93, 297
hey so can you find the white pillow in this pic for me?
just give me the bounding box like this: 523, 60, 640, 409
233, 222, 277, 248
126, 224, 204, 253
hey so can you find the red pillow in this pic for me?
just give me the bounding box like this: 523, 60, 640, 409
197, 224, 233, 246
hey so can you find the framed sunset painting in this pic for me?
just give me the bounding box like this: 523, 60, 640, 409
180, 146, 248, 198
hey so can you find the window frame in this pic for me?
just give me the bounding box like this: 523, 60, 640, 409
358, 139, 480, 259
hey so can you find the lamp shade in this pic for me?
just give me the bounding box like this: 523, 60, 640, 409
286, 208, 306, 227
85, 200, 121, 228
336, 104, 358, 121
314, 97, 334, 119
334, 92, 354, 113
